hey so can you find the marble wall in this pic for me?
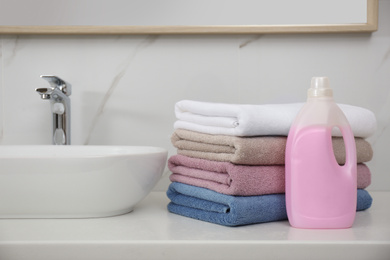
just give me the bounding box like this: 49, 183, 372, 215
1, 1, 389, 191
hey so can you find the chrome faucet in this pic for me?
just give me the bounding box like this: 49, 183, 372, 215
36, 75, 71, 145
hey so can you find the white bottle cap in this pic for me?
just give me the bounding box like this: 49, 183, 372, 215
308, 77, 333, 97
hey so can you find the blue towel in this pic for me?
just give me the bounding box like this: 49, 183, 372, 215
167, 182, 373, 227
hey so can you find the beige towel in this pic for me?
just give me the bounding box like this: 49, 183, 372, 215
171, 129, 373, 165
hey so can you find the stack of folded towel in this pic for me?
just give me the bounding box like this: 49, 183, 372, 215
167, 100, 376, 227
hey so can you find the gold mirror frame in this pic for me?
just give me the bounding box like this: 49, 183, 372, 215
0, 0, 378, 34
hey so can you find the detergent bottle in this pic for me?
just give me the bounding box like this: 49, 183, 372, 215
285, 77, 357, 229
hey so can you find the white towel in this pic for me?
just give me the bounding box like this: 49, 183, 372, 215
174, 100, 377, 138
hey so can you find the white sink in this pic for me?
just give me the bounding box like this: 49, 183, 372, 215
0, 145, 167, 218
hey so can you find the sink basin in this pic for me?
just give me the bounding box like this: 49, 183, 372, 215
0, 145, 167, 218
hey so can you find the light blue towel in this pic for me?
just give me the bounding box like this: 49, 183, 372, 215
167, 182, 373, 227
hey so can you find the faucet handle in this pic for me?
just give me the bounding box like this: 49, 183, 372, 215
40, 75, 72, 96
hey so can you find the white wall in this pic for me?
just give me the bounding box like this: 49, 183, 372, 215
1, 0, 389, 191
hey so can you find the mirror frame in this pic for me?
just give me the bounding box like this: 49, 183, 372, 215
0, 0, 378, 34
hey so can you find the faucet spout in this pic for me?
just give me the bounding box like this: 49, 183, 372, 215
36, 75, 71, 145
35, 87, 54, 100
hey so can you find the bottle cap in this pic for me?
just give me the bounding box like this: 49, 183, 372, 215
308, 77, 333, 97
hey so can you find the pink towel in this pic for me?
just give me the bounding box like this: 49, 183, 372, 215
168, 155, 371, 196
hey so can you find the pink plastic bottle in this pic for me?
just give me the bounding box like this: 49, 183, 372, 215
285, 77, 357, 229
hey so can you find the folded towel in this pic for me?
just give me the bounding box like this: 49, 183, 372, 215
172, 129, 373, 165
168, 155, 372, 196
167, 182, 373, 227
174, 100, 377, 138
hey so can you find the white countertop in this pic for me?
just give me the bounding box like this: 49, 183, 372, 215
0, 191, 389, 260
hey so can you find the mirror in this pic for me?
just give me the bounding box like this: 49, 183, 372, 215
0, 0, 378, 34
